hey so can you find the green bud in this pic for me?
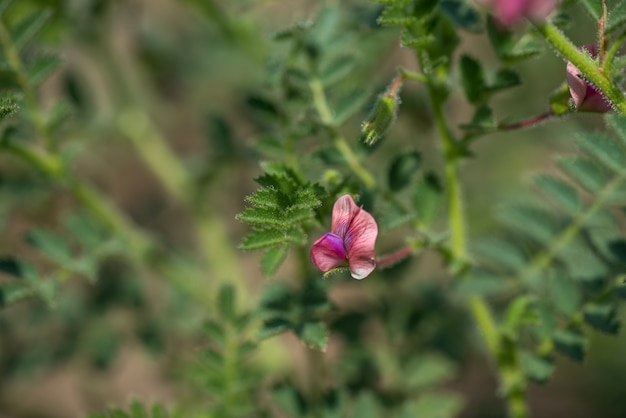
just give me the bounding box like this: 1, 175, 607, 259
361, 77, 402, 146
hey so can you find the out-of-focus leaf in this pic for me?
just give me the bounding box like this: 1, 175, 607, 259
388, 151, 421, 191
295, 320, 328, 350
439, 0, 482, 33
261, 246, 289, 276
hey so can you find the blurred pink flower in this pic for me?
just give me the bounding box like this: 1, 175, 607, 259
479, 0, 559, 27
310, 194, 378, 279
566, 44, 612, 113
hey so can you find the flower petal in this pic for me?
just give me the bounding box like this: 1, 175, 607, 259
310, 232, 347, 273
331, 194, 360, 239
345, 206, 378, 280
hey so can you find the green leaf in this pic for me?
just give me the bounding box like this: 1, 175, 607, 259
472, 238, 526, 272
296, 320, 328, 350
0, 94, 18, 121
244, 188, 286, 209
520, 352, 554, 384
11, 9, 52, 50
0, 283, 34, 307
497, 205, 560, 245
401, 31, 435, 49
501, 296, 532, 340
577, 132, 626, 173
455, 270, 509, 296
405, 353, 456, 390
217, 284, 236, 320
488, 69, 521, 93
583, 303, 620, 334
239, 227, 286, 250
352, 392, 380, 418
388, 151, 421, 191
439, 0, 482, 33
26, 229, 72, 265
580, 0, 602, 19
321, 54, 358, 87
459, 104, 495, 133
411, 391, 464, 418
334, 88, 370, 125
607, 0, 626, 33
533, 174, 581, 214
413, 172, 442, 226
459, 55, 486, 104
262, 246, 289, 276
553, 328, 587, 361
0, 0, 13, 16
27, 53, 62, 87
558, 156, 607, 193
549, 275, 581, 317
204, 319, 226, 347
606, 113, 626, 146
272, 386, 302, 417
378, 4, 417, 27
257, 317, 292, 340
487, 17, 543, 63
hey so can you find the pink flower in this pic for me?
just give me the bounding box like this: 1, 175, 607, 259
566, 44, 612, 113
310, 194, 378, 279
479, 0, 559, 27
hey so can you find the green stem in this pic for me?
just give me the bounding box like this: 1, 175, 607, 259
309, 78, 377, 190
418, 52, 525, 417
533, 22, 626, 114
0, 18, 52, 150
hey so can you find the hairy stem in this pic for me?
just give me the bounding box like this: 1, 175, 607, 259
309, 78, 377, 190
533, 22, 626, 114
418, 52, 526, 417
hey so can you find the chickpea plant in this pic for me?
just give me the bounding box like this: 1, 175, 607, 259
2, 0, 626, 417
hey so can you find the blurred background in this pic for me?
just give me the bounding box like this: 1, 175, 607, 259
1, 0, 626, 417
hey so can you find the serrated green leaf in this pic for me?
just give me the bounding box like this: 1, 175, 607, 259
533, 174, 581, 214
388, 151, 421, 191
472, 238, 526, 272
553, 328, 587, 361
405, 353, 456, 390
520, 352, 554, 384
0, 94, 18, 121
549, 275, 581, 317
558, 156, 607, 193
439, 0, 482, 33
236, 206, 285, 226
296, 320, 328, 350
460, 54, 486, 104
577, 132, 626, 173
583, 303, 620, 334
262, 246, 289, 276
240, 228, 286, 250
378, 4, 416, 26
11, 9, 52, 50
401, 31, 435, 48
294, 188, 321, 209
244, 188, 286, 209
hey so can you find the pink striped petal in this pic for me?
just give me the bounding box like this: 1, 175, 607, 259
310, 232, 347, 273
345, 206, 378, 280
331, 194, 360, 239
